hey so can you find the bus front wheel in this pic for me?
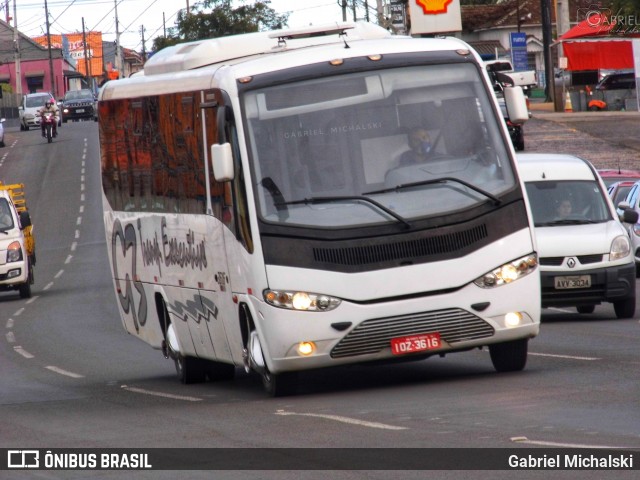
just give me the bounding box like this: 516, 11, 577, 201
489, 338, 528, 372
262, 366, 298, 397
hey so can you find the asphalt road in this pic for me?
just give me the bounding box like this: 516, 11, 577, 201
0, 118, 639, 480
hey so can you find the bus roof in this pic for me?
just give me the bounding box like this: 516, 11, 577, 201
143, 22, 391, 76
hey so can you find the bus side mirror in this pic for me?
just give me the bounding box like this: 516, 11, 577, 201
211, 143, 234, 181
19, 210, 32, 229
503, 86, 529, 125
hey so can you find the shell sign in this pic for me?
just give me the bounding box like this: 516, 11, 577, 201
410, 0, 461, 34
415, 0, 453, 15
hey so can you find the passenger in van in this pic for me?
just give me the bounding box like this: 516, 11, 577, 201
398, 128, 435, 166
555, 199, 573, 219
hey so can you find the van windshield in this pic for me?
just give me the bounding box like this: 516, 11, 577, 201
243, 63, 515, 229
525, 180, 612, 226
0, 198, 15, 231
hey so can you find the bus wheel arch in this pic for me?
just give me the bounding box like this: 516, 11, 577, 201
239, 303, 297, 396
156, 293, 206, 384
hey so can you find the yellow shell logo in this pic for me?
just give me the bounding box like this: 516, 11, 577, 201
415, 0, 453, 15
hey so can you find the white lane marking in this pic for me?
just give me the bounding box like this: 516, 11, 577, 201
65, 255, 73, 264
79, 205, 84, 213
81, 183, 85, 192
14, 346, 34, 359
6, 318, 14, 329
46, 366, 84, 378
530, 352, 600, 361
81, 175, 85, 182
76, 216, 82, 225
14, 308, 25, 317
25, 296, 39, 305
71, 242, 77, 252
511, 436, 634, 449
6, 332, 15, 343
275, 410, 407, 430
80, 193, 85, 202
44, 282, 54, 291
75, 229, 80, 239
121, 385, 202, 402
55, 269, 64, 279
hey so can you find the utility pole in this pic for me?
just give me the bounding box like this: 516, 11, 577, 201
114, 0, 122, 78
340, 1, 347, 22
44, 0, 56, 96
540, 0, 555, 103
82, 18, 92, 91
13, 0, 21, 95
140, 25, 146, 63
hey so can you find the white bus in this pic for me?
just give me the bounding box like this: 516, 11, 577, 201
98, 22, 540, 396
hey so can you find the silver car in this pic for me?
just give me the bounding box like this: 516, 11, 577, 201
617, 179, 640, 276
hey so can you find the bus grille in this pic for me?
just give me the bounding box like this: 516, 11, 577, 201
313, 225, 488, 266
330, 308, 495, 358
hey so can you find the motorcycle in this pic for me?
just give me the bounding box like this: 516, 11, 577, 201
41, 112, 56, 143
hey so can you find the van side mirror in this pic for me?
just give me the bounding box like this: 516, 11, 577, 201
623, 208, 639, 224
19, 210, 32, 229
211, 143, 234, 181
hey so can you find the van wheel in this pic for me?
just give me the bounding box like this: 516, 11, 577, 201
489, 339, 528, 372
576, 305, 595, 314
614, 297, 635, 319
19, 281, 32, 299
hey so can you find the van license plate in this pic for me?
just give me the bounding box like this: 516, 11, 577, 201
554, 275, 591, 289
390, 333, 441, 355
76, 109, 85, 113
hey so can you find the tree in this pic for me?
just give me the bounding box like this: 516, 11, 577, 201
151, 0, 288, 52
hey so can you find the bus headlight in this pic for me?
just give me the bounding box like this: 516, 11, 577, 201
264, 290, 341, 311
473, 253, 537, 288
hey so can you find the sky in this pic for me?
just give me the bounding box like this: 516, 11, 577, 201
7, 0, 351, 52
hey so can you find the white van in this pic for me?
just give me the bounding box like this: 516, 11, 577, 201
518, 153, 638, 318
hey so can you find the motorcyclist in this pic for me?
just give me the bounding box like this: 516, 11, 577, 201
38, 99, 59, 138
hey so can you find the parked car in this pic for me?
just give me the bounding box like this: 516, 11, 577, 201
588, 72, 636, 111
598, 168, 640, 188
616, 179, 640, 276
518, 153, 638, 318
62, 89, 97, 122
18, 92, 56, 131
607, 180, 636, 208
0, 118, 5, 147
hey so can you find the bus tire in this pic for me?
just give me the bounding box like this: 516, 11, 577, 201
489, 338, 528, 372
175, 354, 207, 384
205, 360, 235, 382
262, 367, 298, 397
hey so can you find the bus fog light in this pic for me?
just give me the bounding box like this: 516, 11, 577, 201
505, 312, 522, 327
297, 341, 316, 356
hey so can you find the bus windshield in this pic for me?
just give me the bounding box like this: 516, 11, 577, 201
243, 63, 515, 228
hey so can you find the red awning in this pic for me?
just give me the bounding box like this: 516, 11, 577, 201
559, 13, 618, 40
563, 39, 633, 71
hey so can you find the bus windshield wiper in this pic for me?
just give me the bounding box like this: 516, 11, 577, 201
276, 195, 412, 228
364, 177, 502, 206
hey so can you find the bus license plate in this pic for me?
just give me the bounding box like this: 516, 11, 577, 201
554, 275, 591, 289
390, 333, 441, 355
